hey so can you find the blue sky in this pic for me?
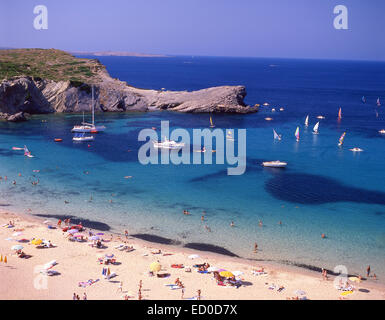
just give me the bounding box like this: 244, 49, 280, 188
1, 0, 384, 60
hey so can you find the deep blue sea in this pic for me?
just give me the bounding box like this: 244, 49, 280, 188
1, 56, 385, 280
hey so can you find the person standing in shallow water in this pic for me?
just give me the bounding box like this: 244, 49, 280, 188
367, 265, 371, 277
253, 242, 258, 253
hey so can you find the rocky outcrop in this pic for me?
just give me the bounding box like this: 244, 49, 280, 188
6, 111, 27, 122
0, 71, 257, 121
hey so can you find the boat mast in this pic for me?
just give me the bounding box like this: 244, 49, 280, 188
91, 85, 95, 126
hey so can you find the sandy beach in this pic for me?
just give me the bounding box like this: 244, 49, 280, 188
0, 209, 384, 300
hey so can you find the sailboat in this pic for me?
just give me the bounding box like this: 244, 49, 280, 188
338, 107, 342, 119
377, 97, 381, 107
362, 96, 366, 103
24, 145, 34, 158
304, 115, 309, 127
71, 86, 106, 133
338, 132, 346, 146
312, 122, 319, 134
273, 129, 282, 141
226, 130, 235, 141
295, 127, 300, 141
209, 116, 215, 128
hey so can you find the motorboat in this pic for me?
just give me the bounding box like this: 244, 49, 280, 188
317, 115, 325, 119
73, 133, 94, 142
379, 129, 385, 134
349, 147, 363, 152
152, 137, 184, 149
262, 160, 287, 168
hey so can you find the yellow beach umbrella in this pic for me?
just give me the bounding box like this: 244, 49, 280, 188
341, 290, 353, 296
0, 254, 2, 262
31, 239, 43, 245
150, 261, 161, 273
219, 271, 234, 278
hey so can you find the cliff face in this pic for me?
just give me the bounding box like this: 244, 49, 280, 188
0, 49, 258, 121
0, 76, 257, 120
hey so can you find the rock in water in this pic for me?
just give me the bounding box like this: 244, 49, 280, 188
6, 112, 27, 122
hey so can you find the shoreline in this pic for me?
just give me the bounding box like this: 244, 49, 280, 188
1, 209, 384, 300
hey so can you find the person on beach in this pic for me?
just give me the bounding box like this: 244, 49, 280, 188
181, 288, 185, 299
197, 289, 201, 300
367, 265, 371, 277
57, 219, 62, 227
83, 292, 87, 300
73, 293, 77, 300
254, 242, 258, 253
117, 281, 123, 293
125, 230, 128, 239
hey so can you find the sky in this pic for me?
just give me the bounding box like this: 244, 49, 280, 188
1, 0, 384, 61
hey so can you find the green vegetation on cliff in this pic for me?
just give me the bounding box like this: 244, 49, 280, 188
0, 48, 104, 82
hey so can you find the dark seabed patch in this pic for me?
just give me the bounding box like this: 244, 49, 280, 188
279, 260, 361, 278
34, 214, 111, 231
131, 233, 182, 245
184, 243, 238, 257
265, 173, 385, 205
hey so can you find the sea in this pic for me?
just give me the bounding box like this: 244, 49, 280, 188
1, 55, 385, 281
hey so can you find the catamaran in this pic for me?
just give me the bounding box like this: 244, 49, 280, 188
71, 86, 106, 133
72, 133, 94, 142
209, 116, 215, 128
273, 129, 282, 140
152, 137, 185, 149
304, 115, 309, 127
338, 132, 346, 146
24, 145, 34, 158
338, 107, 342, 119
377, 97, 381, 107
313, 122, 320, 134
295, 126, 300, 141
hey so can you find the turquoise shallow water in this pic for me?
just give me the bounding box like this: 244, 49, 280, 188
1, 56, 385, 281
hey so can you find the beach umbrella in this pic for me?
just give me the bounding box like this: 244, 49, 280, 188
188, 254, 199, 259
219, 271, 234, 278
294, 290, 306, 296
96, 233, 104, 236
12, 232, 23, 237
105, 253, 114, 259
67, 229, 78, 234
74, 234, 84, 238
150, 261, 161, 272
90, 235, 100, 241
43, 220, 51, 224
232, 271, 244, 277
207, 267, 219, 272
31, 239, 43, 245
11, 245, 23, 250
18, 239, 29, 243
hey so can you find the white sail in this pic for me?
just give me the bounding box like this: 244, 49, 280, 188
305, 115, 309, 126
273, 129, 281, 140
313, 122, 319, 134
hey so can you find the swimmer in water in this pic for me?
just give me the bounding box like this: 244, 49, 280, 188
230, 221, 235, 227
321, 233, 326, 239
201, 215, 205, 222
254, 243, 258, 253
258, 220, 263, 227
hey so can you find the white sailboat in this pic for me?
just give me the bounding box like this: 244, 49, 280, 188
209, 116, 215, 128
24, 145, 34, 158
295, 126, 300, 142
313, 122, 320, 134
377, 97, 381, 107
72, 132, 94, 142
273, 129, 281, 140
72, 86, 106, 133
152, 137, 185, 149
304, 115, 309, 127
